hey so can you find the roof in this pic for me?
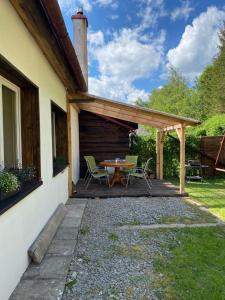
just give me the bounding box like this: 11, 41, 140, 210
10, 0, 87, 92
68, 92, 200, 131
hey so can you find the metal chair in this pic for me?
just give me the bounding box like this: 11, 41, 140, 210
121, 155, 138, 177
126, 158, 152, 193
84, 156, 110, 190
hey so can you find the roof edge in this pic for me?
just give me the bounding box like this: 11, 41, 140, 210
40, 0, 87, 92
75, 92, 201, 126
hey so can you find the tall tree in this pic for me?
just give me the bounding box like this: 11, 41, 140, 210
137, 68, 204, 120
197, 24, 225, 115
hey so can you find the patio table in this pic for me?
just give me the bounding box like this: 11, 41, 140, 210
99, 161, 135, 187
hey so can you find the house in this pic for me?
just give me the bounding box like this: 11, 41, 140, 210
0, 1, 199, 299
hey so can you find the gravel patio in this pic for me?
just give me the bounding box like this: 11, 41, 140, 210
62, 196, 219, 300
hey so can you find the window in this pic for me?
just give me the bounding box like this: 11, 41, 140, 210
0, 76, 21, 169
0, 55, 41, 214
51, 102, 68, 176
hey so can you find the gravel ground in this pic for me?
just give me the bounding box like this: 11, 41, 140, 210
62, 197, 215, 300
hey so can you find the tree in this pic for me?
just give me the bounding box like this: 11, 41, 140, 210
197, 24, 225, 115
137, 67, 204, 120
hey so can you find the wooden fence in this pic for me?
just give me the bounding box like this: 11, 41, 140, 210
200, 136, 225, 176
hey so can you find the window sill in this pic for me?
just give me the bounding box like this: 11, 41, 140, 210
0, 180, 43, 216
53, 164, 68, 177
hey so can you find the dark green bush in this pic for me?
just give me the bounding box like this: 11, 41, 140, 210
130, 132, 199, 178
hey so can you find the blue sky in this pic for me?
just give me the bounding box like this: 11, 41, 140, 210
58, 0, 225, 103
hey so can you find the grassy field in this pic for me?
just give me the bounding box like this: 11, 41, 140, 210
171, 177, 225, 222
153, 226, 225, 300
150, 177, 225, 299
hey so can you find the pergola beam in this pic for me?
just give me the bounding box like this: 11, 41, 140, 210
78, 103, 177, 128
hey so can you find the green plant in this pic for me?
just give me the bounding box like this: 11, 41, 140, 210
9, 166, 36, 183
0, 171, 20, 194
80, 226, 90, 235
108, 232, 119, 241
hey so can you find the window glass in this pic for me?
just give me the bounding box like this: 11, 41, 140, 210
2, 85, 17, 168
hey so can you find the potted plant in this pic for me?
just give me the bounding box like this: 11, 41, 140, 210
10, 166, 36, 184
0, 171, 20, 201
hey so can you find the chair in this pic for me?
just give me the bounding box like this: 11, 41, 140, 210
126, 158, 152, 193
84, 156, 109, 190
121, 155, 138, 176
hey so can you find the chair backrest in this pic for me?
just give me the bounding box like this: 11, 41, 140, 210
125, 155, 138, 167
143, 158, 152, 173
84, 156, 97, 173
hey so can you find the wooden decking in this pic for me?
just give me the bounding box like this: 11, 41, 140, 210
72, 178, 188, 198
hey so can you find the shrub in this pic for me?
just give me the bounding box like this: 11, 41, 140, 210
0, 171, 20, 194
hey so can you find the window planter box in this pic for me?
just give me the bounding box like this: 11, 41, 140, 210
0, 180, 42, 216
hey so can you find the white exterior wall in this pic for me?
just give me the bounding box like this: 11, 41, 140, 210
71, 106, 80, 184
0, 2, 79, 299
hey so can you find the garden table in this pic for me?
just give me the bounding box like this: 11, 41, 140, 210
99, 161, 135, 187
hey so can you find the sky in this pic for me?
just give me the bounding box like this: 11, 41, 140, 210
58, 0, 225, 103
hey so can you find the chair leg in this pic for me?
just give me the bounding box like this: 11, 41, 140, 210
126, 174, 130, 188
106, 175, 110, 187
84, 172, 91, 186
84, 169, 88, 182
144, 174, 152, 193
86, 176, 92, 190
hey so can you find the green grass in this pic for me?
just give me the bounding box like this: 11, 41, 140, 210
79, 226, 90, 235
65, 279, 77, 290
106, 244, 145, 260
153, 226, 225, 300
108, 232, 119, 241
170, 177, 225, 222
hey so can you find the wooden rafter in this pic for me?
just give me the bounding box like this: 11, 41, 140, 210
96, 114, 137, 131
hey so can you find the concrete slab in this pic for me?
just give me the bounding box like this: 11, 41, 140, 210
66, 207, 85, 219
10, 201, 87, 299
10, 279, 65, 300
60, 217, 82, 228
23, 255, 72, 280
54, 227, 79, 240
66, 198, 88, 205
48, 239, 76, 256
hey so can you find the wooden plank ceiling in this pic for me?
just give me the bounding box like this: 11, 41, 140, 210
68, 92, 200, 131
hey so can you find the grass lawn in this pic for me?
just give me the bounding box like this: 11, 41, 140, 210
153, 226, 225, 300
171, 177, 225, 222
149, 177, 225, 299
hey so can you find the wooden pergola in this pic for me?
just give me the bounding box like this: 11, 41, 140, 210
68, 92, 200, 194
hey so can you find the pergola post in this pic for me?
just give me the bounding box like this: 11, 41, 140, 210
176, 125, 186, 194
156, 130, 164, 180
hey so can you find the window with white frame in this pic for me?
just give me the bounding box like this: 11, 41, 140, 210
0, 76, 22, 169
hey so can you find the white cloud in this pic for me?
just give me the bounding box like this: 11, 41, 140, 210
88, 31, 104, 46
57, 0, 92, 14
137, 0, 167, 30
167, 6, 225, 79
95, 0, 118, 9
89, 28, 165, 103
171, 1, 193, 21
89, 76, 149, 103
109, 14, 119, 20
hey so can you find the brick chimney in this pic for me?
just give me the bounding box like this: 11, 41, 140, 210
71, 8, 88, 87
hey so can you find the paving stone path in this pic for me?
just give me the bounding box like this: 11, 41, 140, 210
10, 199, 87, 300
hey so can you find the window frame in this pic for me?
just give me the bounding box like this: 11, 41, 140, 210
0, 75, 22, 169
51, 101, 68, 177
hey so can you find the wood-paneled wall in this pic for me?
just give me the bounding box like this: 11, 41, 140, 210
79, 111, 137, 177
200, 136, 225, 176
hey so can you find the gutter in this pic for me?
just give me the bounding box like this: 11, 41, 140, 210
39, 0, 87, 92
